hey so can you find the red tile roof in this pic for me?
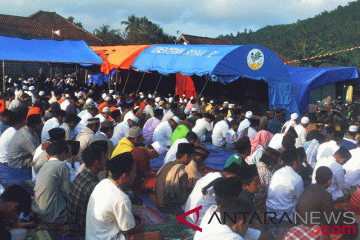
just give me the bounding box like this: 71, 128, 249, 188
0, 10, 103, 45
273, 51, 300, 66
176, 34, 233, 45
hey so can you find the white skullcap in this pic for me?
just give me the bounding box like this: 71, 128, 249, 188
109, 90, 114, 94
148, 94, 153, 99
227, 117, 233, 122
179, 99, 183, 103
184, 99, 188, 103
201, 97, 204, 101
139, 92, 143, 95
191, 108, 198, 112
291, 113, 299, 120
151, 141, 166, 156
86, 98, 94, 105
113, 95, 117, 99
102, 93, 107, 99
102, 107, 111, 113
129, 115, 139, 123
245, 111, 253, 119
349, 125, 359, 132
301, 117, 310, 124
14, 83, 18, 87
183, 94, 186, 97
223, 101, 229, 106
190, 96, 194, 100
39, 91, 45, 96
229, 104, 234, 109
184, 109, 190, 115
29, 86, 35, 91
65, 94, 70, 98
155, 97, 161, 103
78, 92, 83, 97
105, 96, 112, 101
172, 116, 180, 125
210, 100, 214, 104
169, 97, 173, 103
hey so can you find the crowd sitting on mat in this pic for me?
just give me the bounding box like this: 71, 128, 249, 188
1, 79, 360, 239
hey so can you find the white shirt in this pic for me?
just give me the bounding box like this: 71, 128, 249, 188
193, 118, 212, 142
0, 127, 17, 163
225, 129, 238, 150
75, 111, 93, 134
317, 140, 340, 161
162, 110, 174, 122
212, 120, 229, 147
95, 113, 107, 123
247, 127, 257, 140
60, 100, 70, 111
86, 179, 135, 240
268, 133, 284, 151
313, 156, 347, 201
153, 121, 173, 148
41, 117, 60, 143
163, 138, 189, 165
266, 166, 304, 219
184, 172, 223, 225
65, 159, 81, 182
123, 111, 135, 124
111, 121, 130, 147
344, 148, 360, 188
237, 118, 250, 135
295, 124, 307, 148
194, 204, 260, 240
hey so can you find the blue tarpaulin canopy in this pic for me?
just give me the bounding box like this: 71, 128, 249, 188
0, 36, 103, 64
287, 66, 359, 114
88, 69, 117, 86
132, 44, 300, 118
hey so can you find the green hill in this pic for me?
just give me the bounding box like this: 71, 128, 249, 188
218, 0, 360, 68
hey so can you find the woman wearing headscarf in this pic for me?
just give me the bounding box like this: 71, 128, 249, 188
246, 130, 273, 165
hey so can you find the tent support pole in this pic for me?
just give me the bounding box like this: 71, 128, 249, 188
122, 69, 131, 94
194, 79, 209, 107
2, 60, 4, 93
50, 63, 53, 80
85, 69, 88, 84
115, 70, 118, 92
174, 75, 185, 98
136, 72, 146, 95
154, 75, 162, 94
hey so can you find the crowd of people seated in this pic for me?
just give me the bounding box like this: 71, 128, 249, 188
0, 75, 360, 240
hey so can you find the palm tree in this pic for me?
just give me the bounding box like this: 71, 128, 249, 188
93, 25, 123, 46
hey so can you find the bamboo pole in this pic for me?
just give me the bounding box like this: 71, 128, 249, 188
194, 79, 209, 107
115, 70, 119, 92
85, 69, 88, 85
136, 72, 146, 95
154, 75, 162, 94
122, 69, 131, 94
174, 75, 185, 98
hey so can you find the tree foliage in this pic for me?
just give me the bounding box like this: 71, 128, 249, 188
121, 14, 176, 44
93, 25, 124, 46
67, 16, 83, 28
218, 0, 360, 68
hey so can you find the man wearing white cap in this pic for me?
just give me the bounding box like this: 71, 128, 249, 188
192, 113, 214, 142
153, 117, 179, 149
205, 100, 214, 113
145, 99, 156, 121
162, 103, 178, 123
27, 86, 36, 103
111, 115, 139, 147
131, 141, 166, 192
189, 108, 198, 118
212, 117, 232, 147
95, 107, 111, 123
60, 95, 71, 111
344, 139, 360, 188
123, 103, 137, 123
340, 125, 358, 151
281, 113, 299, 134
76, 118, 101, 161
294, 117, 310, 148
237, 111, 253, 136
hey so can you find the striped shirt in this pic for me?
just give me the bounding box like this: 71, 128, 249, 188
303, 139, 320, 169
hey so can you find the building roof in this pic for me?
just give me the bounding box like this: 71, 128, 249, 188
273, 51, 300, 66
176, 34, 232, 45
0, 10, 103, 45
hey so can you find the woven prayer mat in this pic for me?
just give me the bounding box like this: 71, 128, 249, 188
133, 206, 167, 225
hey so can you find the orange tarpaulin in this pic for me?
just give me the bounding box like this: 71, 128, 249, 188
90, 45, 152, 74
175, 73, 197, 99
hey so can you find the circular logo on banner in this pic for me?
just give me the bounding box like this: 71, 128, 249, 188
247, 49, 264, 70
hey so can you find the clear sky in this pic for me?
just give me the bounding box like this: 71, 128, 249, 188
1, 0, 354, 38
